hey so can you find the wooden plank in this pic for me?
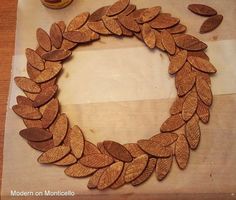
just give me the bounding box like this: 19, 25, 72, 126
0, 0, 17, 195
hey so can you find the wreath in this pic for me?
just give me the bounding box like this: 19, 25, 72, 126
13, 0, 216, 190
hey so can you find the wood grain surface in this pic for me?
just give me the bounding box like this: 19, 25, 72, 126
0, 0, 17, 194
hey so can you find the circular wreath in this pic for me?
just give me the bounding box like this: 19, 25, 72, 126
13, 0, 217, 190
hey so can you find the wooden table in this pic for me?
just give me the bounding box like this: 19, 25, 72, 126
0, 0, 17, 194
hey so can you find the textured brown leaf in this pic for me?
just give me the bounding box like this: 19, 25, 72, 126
35, 46, 47, 57
110, 163, 129, 189
87, 21, 112, 35
188, 4, 217, 16
161, 30, 176, 55
60, 39, 77, 50
50, 23, 63, 49
84, 141, 101, 156
175, 134, 189, 169
150, 15, 179, 29
186, 115, 201, 150
65, 163, 96, 177
12, 105, 42, 120
36, 28, 52, 52
141, 23, 156, 49
80, 154, 114, 168
27, 63, 41, 80
136, 6, 161, 23
28, 139, 54, 152
170, 96, 185, 115
176, 62, 196, 96
97, 161, 124, 190
42, 50, 72, 61
87, 167, 108, 189
38, 145, 70, 164
116, 19, 133, 36
54, 154, 77, 166
137, 139, 173, 157
23, 119, 43, 128
168, 50, 187, 74
70, 125, 85, 159
33, 85, 57, 107
201, 14, 223, 33
106, 0, 130, 16
187, 50, 209, 61
63, 30, 91, 43
16, 95, 33, 106
188, 56, 217, 73
41, 98, 59, 128
120, 4, 136, 16
166, 24, 187, 34
192, 69, 211, 86
52, 113, 68, 146
67, 12, 90, 31
103, 140, 132, 162
89, 6, 110, 22
154, 30, 165, 51
117, 14, 140, 32
131, 158, 157, 186
150, 133, 178, 146
124, 154, 149, 183
15, 77, 41, 93
34, 61, 62, 83
102, 16, 122, 36
160, 114, 185, 132
129, 8, 146, 20
174, 34, 207, 51
26, 48, 44, 71
196, 99, 210, 123
182, 89, 198, 121
156, 156, 173, 181
196, 76, 213, 106
57, 21, 66, 33
20, 128, 52, 142
123, 143, 145, 158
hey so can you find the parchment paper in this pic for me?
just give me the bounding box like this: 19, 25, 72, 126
2, 0, 236, 199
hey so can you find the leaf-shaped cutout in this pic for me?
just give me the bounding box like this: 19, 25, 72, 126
160, 114, 185, 132
41, 98, 59, 129
182, 89, 198, 121
70, 125, 85, 159
161, 30, 176, 55
20, 128, 52, 142
12, 105, 42, 120
84, 141, 101, 156
196, 99, 210, 123
42, 50, 72, 62
80, 153, 114, 168
175, 134, 190, 169
33, 85, 58, 107
25, 48, 44, 71
141, 23, 156, 49
54, 154, 77, 166
36, 28, 52, 52
50, 23, 63, 49
28, 139, 54, 152
123, 143, 145, 158
67, 12, 90, 31
87, 167, 108, 189
168, 50, 187, 74
156, 156, 173, 181
188, 56, 217, 73
185, 115, 201, 150
196, 76, 213, 106
150, 132, 178, 146
102, 16, 122, 36
14, 77, 41, 93
103, 140, 132, 162
65, 163, 97, 177
124, 154, 149, 183
131, 158, 157, 186
97, 161, 124, 190
137, 140, 173, 157
174, 34, 207, 51
38, 145, 70, 164
52, 113, 68, 146
106, 0, 130, 16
